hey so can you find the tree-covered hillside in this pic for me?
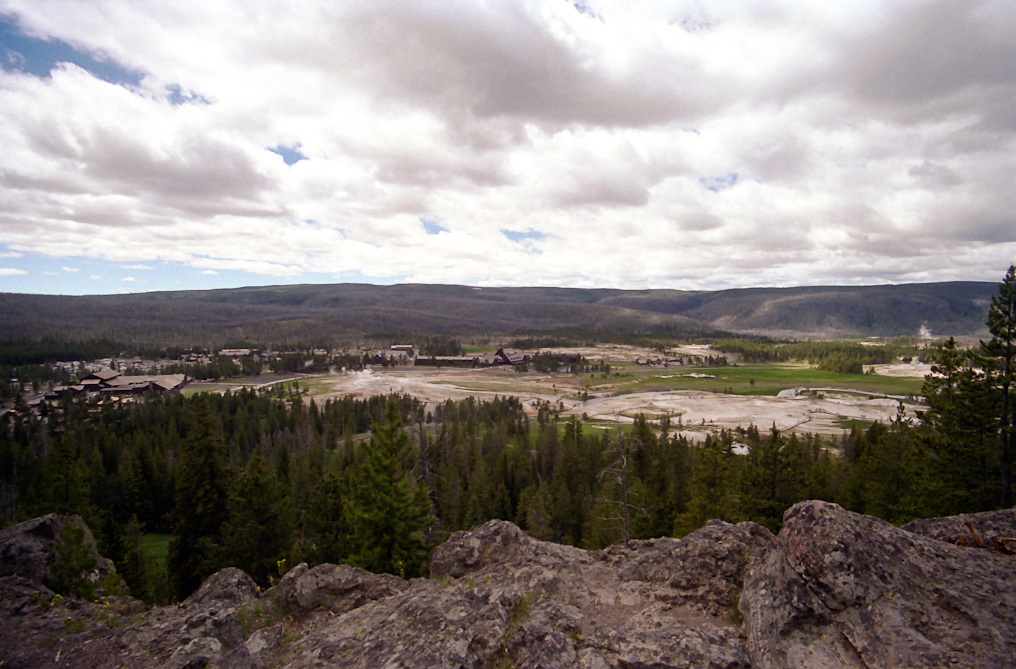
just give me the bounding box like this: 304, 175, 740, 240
0, 280, 996, 347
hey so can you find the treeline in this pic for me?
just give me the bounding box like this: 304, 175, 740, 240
0, 338, 125, 366
710, 339, 921, 373
417, 337, 461, 356
528, 352, 593, 374
155, 355, 261, 380
1, 363, 72, 398
3, 347, 369, 392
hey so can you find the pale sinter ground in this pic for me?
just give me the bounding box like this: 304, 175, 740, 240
308, 345, 927, 440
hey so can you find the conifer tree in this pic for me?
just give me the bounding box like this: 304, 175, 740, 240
303, 472, 353, 565
50, 519, 99, 600
919, 337, 999, 513
981, 264, 1016, 506
116, 514, 163, 604
673, 438, 736, 536
738, 426, 807, 532
168, 395, 230, 600
221, 450, 294, 586
859, 405, 920, 524
351, 399, 431, 578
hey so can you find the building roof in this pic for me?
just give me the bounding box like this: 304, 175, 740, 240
495, 347, 525, 364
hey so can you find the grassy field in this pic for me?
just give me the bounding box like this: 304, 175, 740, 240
183, 374, 315, 397
142, 533, 172, 564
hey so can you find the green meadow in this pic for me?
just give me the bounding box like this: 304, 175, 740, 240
141, 533, 172, 564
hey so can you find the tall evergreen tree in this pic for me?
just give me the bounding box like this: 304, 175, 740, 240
303, 472, 353, 565
738, 426, 807, 532
673, 438, 737, 536
919, 338, 999, 514
859, 405, 920, 524
981, 264, 1016, 507
351, 399, 431, 578
221, 450, 294, 586
167, 395, 231, 600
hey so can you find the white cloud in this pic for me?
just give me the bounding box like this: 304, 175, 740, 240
201, 269, 219, 275
121, 276, 136, 282
0, 0, 1014, 291
61, 266, 79, 272
89, 274, 102, 279
0, 267, 27, 276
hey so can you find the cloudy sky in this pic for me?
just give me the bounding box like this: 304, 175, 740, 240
1, 0, 1014, 295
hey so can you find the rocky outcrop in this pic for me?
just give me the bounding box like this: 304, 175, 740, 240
3, 505, 1015, 668
271, 561, 408, 618
183, 567, 259, 609
114, 568, 256, 666
0, 513, 116, 588
902, 507, 1016, 553
741, 500, 1016, 668
430, 518, 543, 577
610, 518, 774, 617
279, 518, 765, 668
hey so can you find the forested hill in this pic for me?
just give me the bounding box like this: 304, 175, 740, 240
0, 280, 995, 345
599, 281, 995, 337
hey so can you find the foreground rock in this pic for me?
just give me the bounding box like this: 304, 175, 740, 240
272, 561, 408, 618
3, 504, 1015, 667
902, 507, 1016, 553
273, 518, 764, 668
742, 500, 1016, 668
0, 513, 116, 587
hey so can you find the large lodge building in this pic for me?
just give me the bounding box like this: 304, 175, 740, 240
47, 368, 189, 400
415, 347, 529, 368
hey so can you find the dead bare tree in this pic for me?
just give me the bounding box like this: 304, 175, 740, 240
596, 432, 648, 542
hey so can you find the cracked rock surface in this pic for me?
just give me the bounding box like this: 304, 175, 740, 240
741, 500, 1016, 669
3, 504, 1014, 668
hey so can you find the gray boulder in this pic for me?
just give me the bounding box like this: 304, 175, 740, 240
741, 500, 1016, 668
271, 561, 407, 618
118, 569, 258, 665
611, 518, 774, 617
430, 518, 542, 578
902, 507, 1016, 552
0, 513, 116, 588
283, 519, 751, 667
183, 567, 259, 609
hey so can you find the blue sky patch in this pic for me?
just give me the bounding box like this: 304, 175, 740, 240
501, 229, 546, 243
0, 249, 339, 295
268, 144, 307, 166
700, 173, 738, 192
421, 217, 448, 235
166, 84, 209, 106
0, 15, 142, 86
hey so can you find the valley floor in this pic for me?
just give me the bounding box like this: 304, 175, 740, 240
186, 345, 928, 439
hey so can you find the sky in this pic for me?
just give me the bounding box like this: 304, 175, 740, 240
0, 0, 1014, 295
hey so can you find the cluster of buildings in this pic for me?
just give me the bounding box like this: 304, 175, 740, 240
47, 368, 190, 400
634, 356, 688, 366
6, 368, 190, 418
415, 347, 529, 367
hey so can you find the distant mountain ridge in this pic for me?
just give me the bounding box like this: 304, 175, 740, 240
0, 281, 995, 346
